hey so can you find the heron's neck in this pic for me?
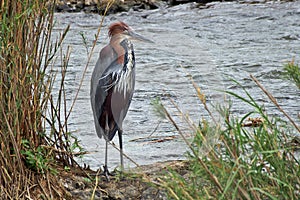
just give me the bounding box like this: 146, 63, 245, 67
110, 35, 134, 65
113, 39, 135, 96
117, 39, 134, 72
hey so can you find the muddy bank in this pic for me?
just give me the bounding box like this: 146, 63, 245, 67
60, 160, 187, 199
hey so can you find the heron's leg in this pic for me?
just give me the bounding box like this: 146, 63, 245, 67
118, 129, 124, 171
105, 140, 108, 168
102, 140, 110, 181
103, 115, 110, 181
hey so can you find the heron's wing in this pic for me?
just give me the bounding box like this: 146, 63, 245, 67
91, 44, 116, 138
94, 60, 123, 141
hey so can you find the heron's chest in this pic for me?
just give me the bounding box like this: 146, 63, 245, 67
114, 48, 135, 95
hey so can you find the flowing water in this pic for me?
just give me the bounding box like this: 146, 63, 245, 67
52, 1, 300, 170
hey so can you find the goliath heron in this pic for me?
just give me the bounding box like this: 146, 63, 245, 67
90, 21, 152, 178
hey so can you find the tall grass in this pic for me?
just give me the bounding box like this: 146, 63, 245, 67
283, 60, 300, 89
0, 0, 120, 197
0, 0, 78, 198
155, 68, 300, 199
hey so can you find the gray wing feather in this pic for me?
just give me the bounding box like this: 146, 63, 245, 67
94, 59, 123, 115
91, 46, 117, 138
91, 46, 123, 139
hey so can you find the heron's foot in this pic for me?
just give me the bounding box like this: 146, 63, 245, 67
102, 165, 115, 181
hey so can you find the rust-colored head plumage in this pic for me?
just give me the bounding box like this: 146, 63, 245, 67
108, 21, 131, 37
108, 21, 154, 44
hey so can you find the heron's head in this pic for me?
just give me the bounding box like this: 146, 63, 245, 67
108, 21, 153, 43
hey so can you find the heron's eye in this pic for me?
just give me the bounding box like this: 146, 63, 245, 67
123, 29, 129, 34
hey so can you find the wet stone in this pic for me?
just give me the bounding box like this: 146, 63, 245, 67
54, 0, 160, 14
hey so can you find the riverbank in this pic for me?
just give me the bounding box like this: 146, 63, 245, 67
60, 160, 188, 199
54, 0, 296, 14
2, 0, 299, 199
54, 0, 161, 13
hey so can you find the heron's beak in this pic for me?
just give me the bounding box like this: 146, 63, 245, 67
128, 30, 154, 43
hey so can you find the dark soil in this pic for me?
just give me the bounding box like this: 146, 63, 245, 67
59, 160, 188, 199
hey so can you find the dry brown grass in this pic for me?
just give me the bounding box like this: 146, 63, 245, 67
0, 0, 77, 198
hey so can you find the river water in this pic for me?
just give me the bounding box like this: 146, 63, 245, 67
52, 1, 300, 170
